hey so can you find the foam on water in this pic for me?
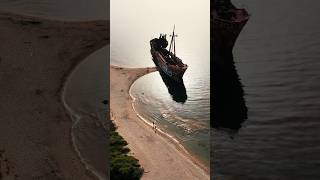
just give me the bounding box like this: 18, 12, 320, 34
62, 46, 109, 180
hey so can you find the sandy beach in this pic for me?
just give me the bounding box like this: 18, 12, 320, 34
0, 12, 108, 179
110, 65, 209, 180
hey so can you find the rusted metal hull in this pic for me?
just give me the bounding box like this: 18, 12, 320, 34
211, 9, 249, 54
150, 42, 187, 82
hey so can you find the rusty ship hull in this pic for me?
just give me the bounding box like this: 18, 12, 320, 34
150, 29, 188, 82
211, 14, 249, 52
150, 47, 187, 82
211, 4, 249, 56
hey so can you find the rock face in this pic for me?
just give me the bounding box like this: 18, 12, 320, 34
211, 2, 248, 129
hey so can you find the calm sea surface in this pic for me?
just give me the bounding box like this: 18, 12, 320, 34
213, 0, 320, 179
3, 0, 317, 178
111, 0, 210, 165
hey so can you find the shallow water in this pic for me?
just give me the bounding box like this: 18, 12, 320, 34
63, 46, 109, 179
212, 0, 320, 179
111, 0, 210, 165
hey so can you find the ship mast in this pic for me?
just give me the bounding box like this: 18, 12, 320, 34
169, 25, 177, 56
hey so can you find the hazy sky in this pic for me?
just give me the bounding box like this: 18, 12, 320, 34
111, 0, 209, 39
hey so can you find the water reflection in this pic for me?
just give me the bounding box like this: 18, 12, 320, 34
211, 37, 248, 129
211, 1, 248, 130
112, 0, 210, 166
157, 68, 188, 103
212, 54, 247, 129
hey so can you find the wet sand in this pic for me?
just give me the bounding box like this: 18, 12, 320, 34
0, 12, 108, 179
110, 65, 209, 180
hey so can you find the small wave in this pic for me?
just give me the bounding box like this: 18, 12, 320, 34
62, 93, 107, 180
61, 48, 109, 180
129, 78, 209, 172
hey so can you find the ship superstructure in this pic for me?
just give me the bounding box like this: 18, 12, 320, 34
150, 26, 188, 82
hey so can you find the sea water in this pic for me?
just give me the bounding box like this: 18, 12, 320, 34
212, 0, 320, 179
111, 0, 210, 165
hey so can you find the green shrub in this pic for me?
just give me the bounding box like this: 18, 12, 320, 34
110, 121, 144, 180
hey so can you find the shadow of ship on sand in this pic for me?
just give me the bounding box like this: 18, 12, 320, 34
157, 68, 188, 103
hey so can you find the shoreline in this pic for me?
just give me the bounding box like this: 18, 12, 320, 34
128, 74, 210, 174
110, 65, 209, 180
0, 11, 108, 179
61, 55, 108, 180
